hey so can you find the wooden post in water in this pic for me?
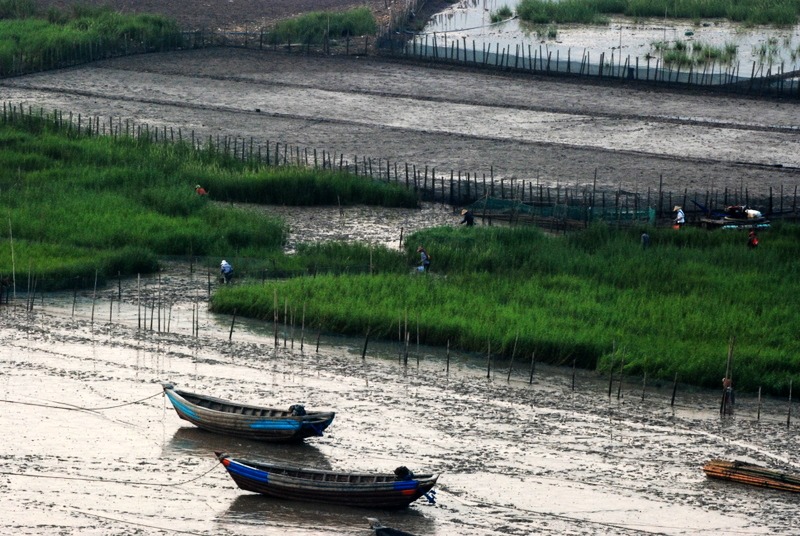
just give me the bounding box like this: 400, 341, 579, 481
91, 269, 98, 326
300, 302, 306, 352
671, 373, 678, 407
273, 290, 279, 347
529, 352, 535, 384
641, 371, 647, 401
507, 332, 518, 382
416, 315, 420, 366
757, 386, 762, 421
446, 339, 450, 375
361, 326, 371, 360
229, 309, 237, 341
290, 307, 295, 350
721, 336, 735, 415
572, 358, 576, 391
283, 299, 288, 348
486, 339, 491, 379
157, 272, 161, 333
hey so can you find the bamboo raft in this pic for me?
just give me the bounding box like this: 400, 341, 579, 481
703, 459, 800, 493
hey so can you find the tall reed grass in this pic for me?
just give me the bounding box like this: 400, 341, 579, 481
213, 223, 800, 395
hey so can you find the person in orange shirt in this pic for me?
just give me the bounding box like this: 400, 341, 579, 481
195, 184, 208, 196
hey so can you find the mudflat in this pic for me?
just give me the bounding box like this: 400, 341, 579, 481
3, 47, 799, 203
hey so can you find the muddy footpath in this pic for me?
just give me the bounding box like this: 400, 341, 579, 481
2, 256, 799, 536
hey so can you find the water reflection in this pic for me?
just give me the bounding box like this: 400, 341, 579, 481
163, 427, 332, 469
219, 494, 435, 534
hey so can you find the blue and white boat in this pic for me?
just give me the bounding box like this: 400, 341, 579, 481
162, 383, 334, 442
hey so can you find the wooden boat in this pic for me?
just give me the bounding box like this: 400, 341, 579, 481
162, 383, 334, 442
216, 452, 439, 509
703, 459, 800, 493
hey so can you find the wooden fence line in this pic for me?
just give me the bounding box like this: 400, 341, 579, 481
3, 100, 798, 228
1, 17, 798, 100
3, 280, 799, 410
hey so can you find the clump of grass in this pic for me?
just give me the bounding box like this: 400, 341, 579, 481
517, 0, 610, 25
532, 24, 558, 39
0, 0, 36, 18
268, 7, 376, 45
650, 39, 738, 66
753, 36, 780, 62
490, 6, 515, 23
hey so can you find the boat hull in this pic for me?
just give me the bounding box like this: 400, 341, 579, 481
217, 453, 438, 509
163, 385, 334, 442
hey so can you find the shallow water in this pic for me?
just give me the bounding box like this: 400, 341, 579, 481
2, 260, 799, 535
420, 0, 800, 70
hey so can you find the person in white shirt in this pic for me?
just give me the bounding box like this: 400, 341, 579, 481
673, 205, 685, 228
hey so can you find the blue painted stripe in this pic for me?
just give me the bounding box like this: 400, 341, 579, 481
393, 480, 420, 491
250, 420, 301, 430
165, 391, 198, 419
227, 460, 270, 483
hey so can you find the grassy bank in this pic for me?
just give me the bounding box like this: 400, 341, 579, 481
0, 2, 183, 75
0, 110, 415, 288
212, 224, 800, 394
516, 0, 800, 26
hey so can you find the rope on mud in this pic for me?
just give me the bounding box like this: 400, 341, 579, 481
68, 508, 209, 536
0, 390, 163, 412
0, 459, 220, 488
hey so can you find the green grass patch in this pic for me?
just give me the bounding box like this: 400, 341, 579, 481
491, 6, 515, 23
268, 7, 377, 45
0, 109, 416, 288
212, 223, 800, 395
517, 0, 799, 26
650, 39, 738, 66
0, 6, 183, 73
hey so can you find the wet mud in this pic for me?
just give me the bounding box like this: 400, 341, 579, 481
2, 25, 800, 535
2, 261, 799, 535
2, 48, 799, 201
